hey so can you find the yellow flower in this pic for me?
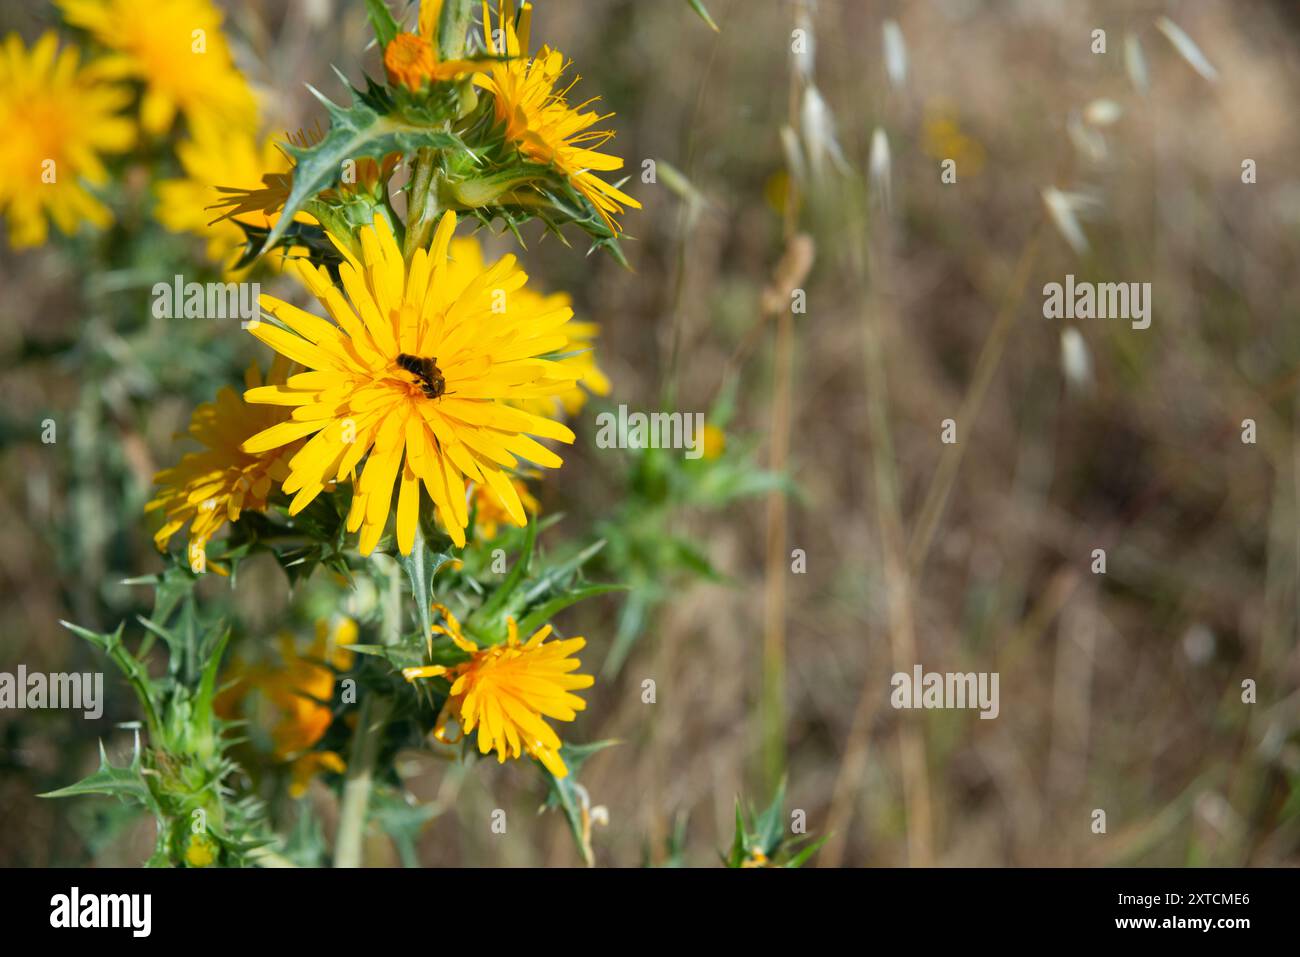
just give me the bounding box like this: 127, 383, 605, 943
58, 0, 257, 135
0, 32, 133, 248
146, 357, 300, 573
921, 101, 986, 177
475, 1, 640, 234
216, 618, 355, 798
740, 847, 770, 868
702, 423, 725, 460
155, 118, 292, 270
442, 235, 610, 419
240, 211, 578, 554
470, 476, 539, 540
184, 832, 218, 867
403, 607, 593, 778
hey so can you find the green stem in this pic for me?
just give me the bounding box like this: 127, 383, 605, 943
334, 555, 402, 867
403, 148, 441, 261
333, 692, 392, 868
436, 0, 474, 60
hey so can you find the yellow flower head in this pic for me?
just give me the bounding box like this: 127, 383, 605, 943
58, 0, 257, 135
216, 617, 355, 797
385, 32, 438, 91
921, 101, 986, 176
155, 117, 293, 270
475, 1, 640, 234
240, 211, 578, 554
146, 357, 299, 573
184, 832, 218, 867
403, 606, 593, 778
0, 32, 133, 248
444, 235, 610, 419
470, 475, 539, 540
383, 30, 490, 91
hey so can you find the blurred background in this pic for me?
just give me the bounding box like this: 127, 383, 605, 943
3, 0, 1300, 866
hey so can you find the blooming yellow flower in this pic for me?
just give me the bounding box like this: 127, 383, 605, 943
216, 617, 355, 798
240, 211, 578, 553
403, 607, 593, 778
442, 235, 610, 419
0, 32, 133, 248
475, 1, 640, 234
58, 0, 257, 135
155, 117, 292, 270
146, 357, 299, 573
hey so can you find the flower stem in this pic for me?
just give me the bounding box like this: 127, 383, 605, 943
436, 0, 474, 60
333, 692, 391, 868
403, 147, 440, 261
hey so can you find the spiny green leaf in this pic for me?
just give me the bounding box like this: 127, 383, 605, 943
784, 834, 829, 868
400, 528, 457, 649
261, 92, 463, 253
755, 775, 787, 852
515, 584, 627, 638
40, 738, 155, 811
686, 0, 720, 32
365, 0, 401, 48
475, 519, 537, 622
541, 740, 619, 865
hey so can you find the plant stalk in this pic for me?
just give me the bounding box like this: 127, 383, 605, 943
333, 692, 391, 868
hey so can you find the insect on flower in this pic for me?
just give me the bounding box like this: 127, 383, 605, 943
396, 353, 448, 400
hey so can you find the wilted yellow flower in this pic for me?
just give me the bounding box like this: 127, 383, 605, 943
0, 32, 133, 248
155, 118, 293, 270
59, 0, 257, 135
146, 357, 300, 573
240, 211, 578, 553
216, 618, 356, 797
403, 607, 593, 778
476, 1, 640, 234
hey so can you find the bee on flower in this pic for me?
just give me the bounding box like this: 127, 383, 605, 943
240, 211, 579, 554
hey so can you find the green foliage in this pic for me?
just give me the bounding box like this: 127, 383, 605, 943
686, 0, 721, 33
723, 779, 826, 868
49, 572, 270, 866
595, 387, 788, 675
259, 81, 464, 255
540, 740, 618, 866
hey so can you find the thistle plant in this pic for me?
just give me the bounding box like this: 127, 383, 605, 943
44, 0, 642, 867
